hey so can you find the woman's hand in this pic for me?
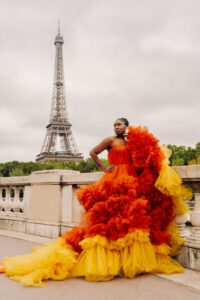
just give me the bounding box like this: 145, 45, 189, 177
104, 164, 116, 172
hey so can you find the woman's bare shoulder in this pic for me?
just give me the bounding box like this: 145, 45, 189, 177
90, 136, 115, 155
101, 136, 115, 144
96, 136, 115, 149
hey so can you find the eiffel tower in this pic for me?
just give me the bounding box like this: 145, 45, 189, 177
36, 25, 83, 162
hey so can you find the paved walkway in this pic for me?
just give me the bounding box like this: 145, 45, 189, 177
0, 231, 200, 300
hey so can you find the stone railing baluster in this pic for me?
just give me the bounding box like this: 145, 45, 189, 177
10, 188, 15, 213
5, 187, 12, 214
13, 187, 20, 214
175, 213, 191, 238
1, 188, 6, 214
186, 193, 200, 248
19, 187, 25, 214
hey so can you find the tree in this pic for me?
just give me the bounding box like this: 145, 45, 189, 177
77, 158, 107, 173
195, 142, 200, 153
167, 144, 198, 166
0, 158, 109, 177
9, 167, 25, 177
171, 158, 185, 166
1, 141, 200, 176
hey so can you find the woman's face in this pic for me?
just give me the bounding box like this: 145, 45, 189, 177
114, 119, 127, 135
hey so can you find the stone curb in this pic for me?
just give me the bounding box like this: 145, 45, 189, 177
155, 270, 200, 291
0, 229, 52, 244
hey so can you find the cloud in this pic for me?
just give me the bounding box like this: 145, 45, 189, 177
0, 0, 199, 163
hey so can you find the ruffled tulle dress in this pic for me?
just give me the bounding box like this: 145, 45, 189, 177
0, 126, 191, 287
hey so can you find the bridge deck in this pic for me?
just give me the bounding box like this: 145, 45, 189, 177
0, 232, 200, 300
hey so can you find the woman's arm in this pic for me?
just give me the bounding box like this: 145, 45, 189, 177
89, 137, 115, 172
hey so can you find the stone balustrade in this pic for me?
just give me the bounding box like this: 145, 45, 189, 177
0, 186, 25, 214
0, 170, 102, 238
173, 165, 200, 271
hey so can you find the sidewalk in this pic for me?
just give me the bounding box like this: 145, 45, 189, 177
0, 230, 200, 300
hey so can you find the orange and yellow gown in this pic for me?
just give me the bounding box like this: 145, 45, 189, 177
0, 126, 191, 286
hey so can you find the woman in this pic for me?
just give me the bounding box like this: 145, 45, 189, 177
89, 118, 129, 173
0, 118, 190, 287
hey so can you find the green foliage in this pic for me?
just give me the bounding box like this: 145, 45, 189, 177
188, 154, 200, 165
167, 143, 200, 166
171, 158, 185, 166
1, 141, 199, 176
195, 142, 200, 153
0, 158, 108, 177
78, 158, 107, 173
0, 161, 20, 177
9, 167, 26, 177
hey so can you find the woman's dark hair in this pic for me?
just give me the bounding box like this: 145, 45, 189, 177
118, 118, 129, 126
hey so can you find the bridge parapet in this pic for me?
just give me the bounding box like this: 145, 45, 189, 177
0, 170, 102, 238
173, 165, 200, 271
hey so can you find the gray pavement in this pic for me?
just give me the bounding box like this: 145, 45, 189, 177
0, 234, 200, 300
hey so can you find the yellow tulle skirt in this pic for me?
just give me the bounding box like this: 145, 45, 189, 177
2, 229, 184, 287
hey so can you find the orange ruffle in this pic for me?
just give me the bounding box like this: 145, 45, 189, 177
63, 126, 189, 255
67, 127, 174, 245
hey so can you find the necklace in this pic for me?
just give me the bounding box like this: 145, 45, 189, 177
115, 134, 127, 139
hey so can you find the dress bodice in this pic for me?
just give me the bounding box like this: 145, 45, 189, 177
108, 145, 131, 165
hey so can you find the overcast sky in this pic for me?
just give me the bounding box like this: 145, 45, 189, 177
0, 0, 200, 162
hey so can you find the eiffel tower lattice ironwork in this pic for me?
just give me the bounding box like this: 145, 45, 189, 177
36, 26, 83, 162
